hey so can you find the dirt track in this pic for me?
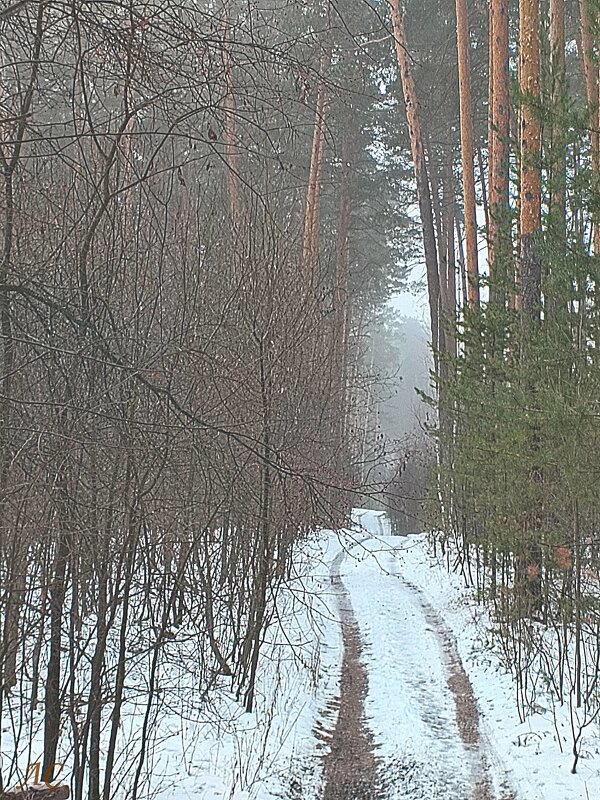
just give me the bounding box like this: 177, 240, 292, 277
321, 546, 380, 800
320, 537, 516, 800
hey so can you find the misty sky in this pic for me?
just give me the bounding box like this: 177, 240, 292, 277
389, 262, 430, 326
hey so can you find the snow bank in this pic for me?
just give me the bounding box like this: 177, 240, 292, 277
389, 530, 600, 800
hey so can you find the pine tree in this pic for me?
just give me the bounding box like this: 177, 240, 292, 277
455, 0, 480, 307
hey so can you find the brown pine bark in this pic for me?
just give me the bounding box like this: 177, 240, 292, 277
519, 0, 544, 612
427, 139, 449, 311
388, 0, 442, 355
547, 0, 566, 324
455, 0, 480, 308
578, 0, 600, 253
519, 0, 542, 320
489, 0, 511, 304
488, 0, 495, 197
549, 0, 566, 222
443, 145, 458, 358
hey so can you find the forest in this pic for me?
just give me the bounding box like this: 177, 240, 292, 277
1, 0, 600, 798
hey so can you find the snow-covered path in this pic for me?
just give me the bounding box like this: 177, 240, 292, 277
329, 510, 514, 799
140, 511, 600, 800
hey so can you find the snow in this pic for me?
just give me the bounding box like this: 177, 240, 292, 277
157, 510, 600, 799
6, 510, 600, 799
127, 534, 344, 800
341, 509, 600, 800
397, 535, 600, 800
102, 513, 600, 799
1, 534, 342, 800
341, 521, 474, 797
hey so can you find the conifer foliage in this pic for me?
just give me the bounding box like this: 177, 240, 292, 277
388, 0, 600, 770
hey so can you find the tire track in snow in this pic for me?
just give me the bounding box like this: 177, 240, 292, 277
398, 573, 516, 800
320, 540, 380, 800
320, 520, 516, 800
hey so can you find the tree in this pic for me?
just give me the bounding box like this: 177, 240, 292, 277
0, 1, 413, 795
455, 0, 480, 308
489, 0, 511, 305
388, 0, 442, 357
519, 0, 542, 319
577, 0, 600, 253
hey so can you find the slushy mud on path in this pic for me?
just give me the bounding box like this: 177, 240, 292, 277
321, 547, 380, 800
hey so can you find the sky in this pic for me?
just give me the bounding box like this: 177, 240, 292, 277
388, 262, 430, 327
389, 202, 490, 328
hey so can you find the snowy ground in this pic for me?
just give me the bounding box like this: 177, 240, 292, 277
146, 510, 600, 798
8, 511, 600, 799
342, 509, 600, 800
140, 535, 344, 800
1, 535, 341, 800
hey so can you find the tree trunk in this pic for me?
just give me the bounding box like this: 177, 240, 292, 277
427, 138, 449, 356
443, 145, 457, 359
549, 0, 566, 221
88, 566, 109, 800
547, 0, 567, 323
334, 139, 352, 452
303, 51, 328, 281
388, 0, 442, 357
427, 139, 449, 309
456, 0, 480, 307
456, 216, 468, 307
43, 534, 70, 781
519, 0, 542, 321
489, 0, 511, 306
478, 147, 489, 237
518, 0, 543, 615
577, 0, 599, 253
1, 552, 25, 695
222, 0, 240, 226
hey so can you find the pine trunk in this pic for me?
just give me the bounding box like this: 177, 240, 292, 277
303, 54, 328, 281
549, 0, 566, 223
489, 0, 511, 305
547, 0, 567, 324
518, 0, 543, 615
578, 0, 599, 253
456, 0, 480, 307
302, 82, 327, 279
443, 145, 457, 359
519, 0, 542, 321
388, 0, 441, 355
427, 139, 449, 359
